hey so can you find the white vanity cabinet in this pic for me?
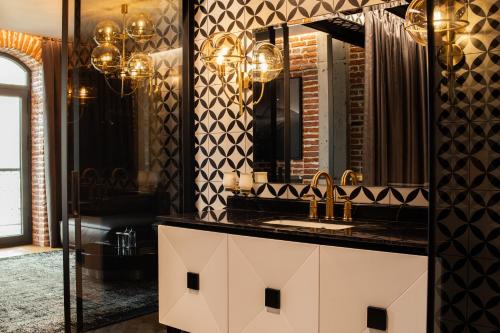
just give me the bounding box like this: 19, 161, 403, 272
319, 246, 428, 333
158, 225, 427, 333
158, 226, 228, 333
228, 235, 319, 333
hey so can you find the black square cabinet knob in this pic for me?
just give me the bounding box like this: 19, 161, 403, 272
187, 272, 199, 291
367, 306, 387, 331
265, 288, 281, 310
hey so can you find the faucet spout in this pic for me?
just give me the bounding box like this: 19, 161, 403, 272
311, 171, 335, 220
340, 170, 362, 186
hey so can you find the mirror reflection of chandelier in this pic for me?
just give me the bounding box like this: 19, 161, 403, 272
90, 4, 155, 97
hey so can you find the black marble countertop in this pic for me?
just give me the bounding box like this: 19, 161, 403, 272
156, 208, 428, 256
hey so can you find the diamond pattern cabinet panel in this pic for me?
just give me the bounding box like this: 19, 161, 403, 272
158, 226, 228, 333
386, 273, 428, 333
319, 246, 427, 333
228, 235, 320, 333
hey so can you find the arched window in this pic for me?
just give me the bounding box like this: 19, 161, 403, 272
0, 53, 31, 246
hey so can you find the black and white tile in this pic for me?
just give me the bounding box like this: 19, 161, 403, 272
433, 0, 500, 330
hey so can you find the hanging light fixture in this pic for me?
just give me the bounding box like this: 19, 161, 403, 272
91, 4, 155, 97
404, 0, 469, 46
200, 32, 284, 116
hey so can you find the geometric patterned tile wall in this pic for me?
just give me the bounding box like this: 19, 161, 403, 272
433, 0, 500, 330
142, 0, 183, 212
194, 0, 429, 212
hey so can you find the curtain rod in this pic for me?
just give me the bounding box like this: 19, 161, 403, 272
42, 36, 62, 42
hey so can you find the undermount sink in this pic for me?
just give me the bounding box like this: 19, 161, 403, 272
262, 220, 353, 231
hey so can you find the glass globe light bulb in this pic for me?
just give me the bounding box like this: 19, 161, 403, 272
250, 42, 283, 83
126, 13, 155, 42
404, 0, 469, 46
127, 53, 153, 79
91, 43, 121, 74
94, 20, 120, 44
200, 32, 244, 75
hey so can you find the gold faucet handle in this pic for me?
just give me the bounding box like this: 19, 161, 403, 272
355, 173, 363, 183
339, 195, 353, 222
301, 194, 318, 219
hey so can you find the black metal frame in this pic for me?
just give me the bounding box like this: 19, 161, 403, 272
181, 0, 196, 213
425, 0, 436, 331
0, 52, 32, 248
61, 1, 71, 332
282, 24, 291, 183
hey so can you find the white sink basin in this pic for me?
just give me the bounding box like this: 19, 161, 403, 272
262, 220, 353, 231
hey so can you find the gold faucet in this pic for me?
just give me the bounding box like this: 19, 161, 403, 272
311, 171, 335, 220
340, 170, 362, 186
339, 170, 362, 222
301, 194, 318, 219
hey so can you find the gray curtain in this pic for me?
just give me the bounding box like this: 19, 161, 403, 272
363, 7, 428, 186
42, 39, 62, 247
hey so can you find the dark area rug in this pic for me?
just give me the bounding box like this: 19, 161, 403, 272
0, 251, 158, 333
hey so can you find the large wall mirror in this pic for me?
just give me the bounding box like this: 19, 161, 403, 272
252, 5, 429, 188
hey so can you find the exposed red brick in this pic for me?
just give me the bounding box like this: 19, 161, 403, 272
1, 30, 48, 247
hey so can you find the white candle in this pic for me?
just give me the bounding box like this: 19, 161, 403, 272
254, 172, 268, 184
223, 172, 238, 189
239, 173, 253, 191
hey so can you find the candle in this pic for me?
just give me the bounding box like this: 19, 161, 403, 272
223, 172, 238, 190
254, 172, 268, 184
239, 173, 253, 191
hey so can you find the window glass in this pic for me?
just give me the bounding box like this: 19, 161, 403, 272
0, 55, 28, 86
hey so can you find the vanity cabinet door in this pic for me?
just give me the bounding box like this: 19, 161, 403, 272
319, 246, 427, 333
158, 226, 228, 333
228, 235, 320, 333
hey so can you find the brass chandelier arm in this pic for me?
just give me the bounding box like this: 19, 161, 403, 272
220, 74, 244, 105
252, 81, 266, 105
91, 3, 154, 98
104, 75, 139, 97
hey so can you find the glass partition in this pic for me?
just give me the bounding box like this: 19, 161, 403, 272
65, 0, 185, 330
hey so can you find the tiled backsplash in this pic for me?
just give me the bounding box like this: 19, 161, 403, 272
249, 183, 428, 206
193, 0, 429, 212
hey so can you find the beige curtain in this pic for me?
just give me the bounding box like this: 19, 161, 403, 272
42, 39, 62, 247
363, 6, 428, 186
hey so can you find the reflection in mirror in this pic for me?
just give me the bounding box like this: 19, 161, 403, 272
252, 26, 286, 183
252, 5, 429, 187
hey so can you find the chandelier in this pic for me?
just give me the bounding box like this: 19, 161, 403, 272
90, 4, 155, 97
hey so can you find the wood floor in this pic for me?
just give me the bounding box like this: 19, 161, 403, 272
88, 313, 166, 333
0, 245, 58, 259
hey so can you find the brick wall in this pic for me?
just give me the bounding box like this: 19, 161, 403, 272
278, 32, 320, 183
347, 45, 365, 174
0, 30, 48, 246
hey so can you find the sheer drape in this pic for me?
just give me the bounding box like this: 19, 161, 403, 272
363, 7, 428, 186
42, 39, 62, 247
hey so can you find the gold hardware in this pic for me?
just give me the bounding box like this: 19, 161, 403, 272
340, 170, 362, 186
339, 195, 352, 222
90, 3, 155, 97
301, 194, 318, 219
200, 32, 284, 116
404, 0, 469, 46
311, 171, 335, 220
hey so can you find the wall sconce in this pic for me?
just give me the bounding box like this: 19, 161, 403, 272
67, 84, 95, 124
200, 32, 284, 116
90, 3, 155, 97
404, 0, 469, 46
